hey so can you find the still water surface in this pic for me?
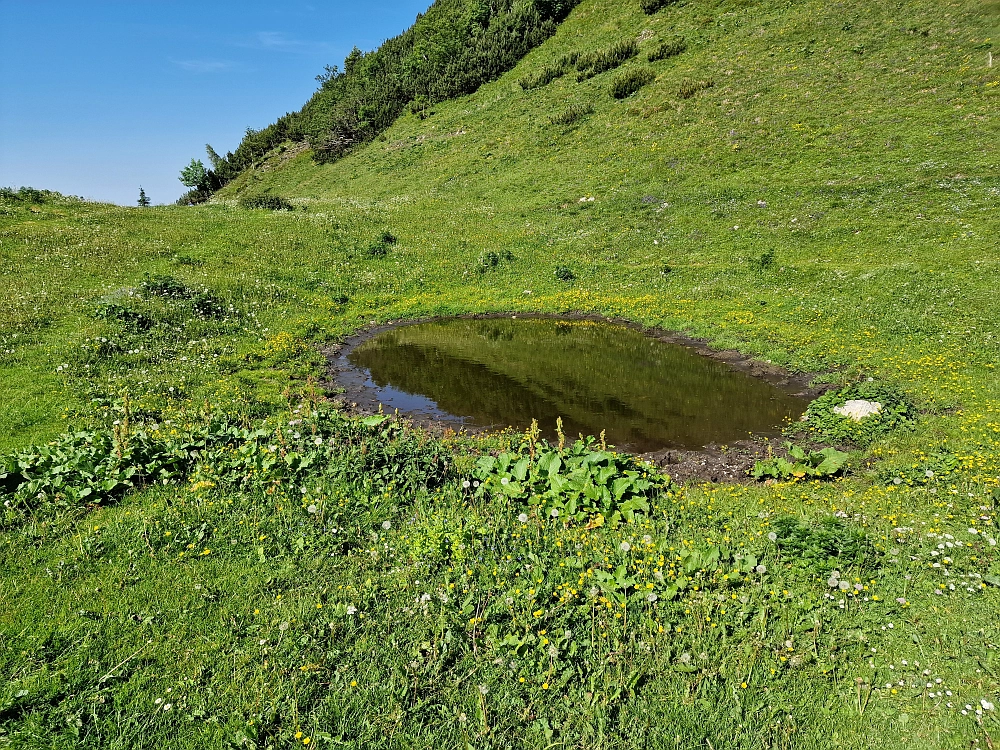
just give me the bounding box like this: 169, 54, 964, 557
341, 318, 809, 452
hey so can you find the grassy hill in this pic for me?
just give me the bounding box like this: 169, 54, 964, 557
2, 0, 1000, 747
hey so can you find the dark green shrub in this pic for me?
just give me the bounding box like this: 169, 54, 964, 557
640, 0, 679, 13
678, 79, 715, 99
239, 194, 295, 211
141, 274, 193, 299
750, 248, 776, 274
92, 302, 154, 332
366, 231, 398, 257
135, 275, 229, 320
549, 103, 594, 125
476, 249, 515, 273
648, 37, 686, 61
519, 64, 567, 90
609, 68, 657, 99
175, 188, 211, 206
554, 265, 576, 281
408, 95, 432, 118
0, 186, 48, 204
576, 39, 639, 80
191, 291, 227, 319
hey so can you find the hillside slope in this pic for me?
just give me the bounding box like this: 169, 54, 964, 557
2, 1, 1000, 748
220, 0, 999, 384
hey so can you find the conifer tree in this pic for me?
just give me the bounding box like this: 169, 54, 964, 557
137, 187, 150, 207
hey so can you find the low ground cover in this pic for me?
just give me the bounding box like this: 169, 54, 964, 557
2, 0, 999, 746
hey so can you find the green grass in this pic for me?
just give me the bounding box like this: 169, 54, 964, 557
2, 0, 1000, 747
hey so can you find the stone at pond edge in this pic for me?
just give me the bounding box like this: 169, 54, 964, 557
833, 400, 883, 421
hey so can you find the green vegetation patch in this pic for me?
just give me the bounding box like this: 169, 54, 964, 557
548, 102, 594, 125
798, 382, 918, 447
752, 443, 850, 481
770, 515, 876, 573
3, 0, 1000, 744
195, 0, 583, 187
575, 39, 639, 81
610, 67, 657, 99
1, 404, 447, 529
647, 37, 687, 62
472, 425, 668, 524
238, 193, 296, 211
640, 0, 679, 14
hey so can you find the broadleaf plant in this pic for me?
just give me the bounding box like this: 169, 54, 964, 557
471, 436, 668, 524
752, 443, 849, 481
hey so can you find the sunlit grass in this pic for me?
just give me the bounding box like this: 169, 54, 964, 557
1, 0, 999, 746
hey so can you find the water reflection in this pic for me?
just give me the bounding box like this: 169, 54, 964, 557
343, 318, 808, 452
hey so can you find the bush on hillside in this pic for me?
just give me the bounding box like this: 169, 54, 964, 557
0, 186, 50, 204
519, 64, 567, 90
367, 231, 397, 258
640, 0, 679, 14
678, 79, 715, 99
554, 265, 576, 281
576, 39, 639, 80
549, 102, 594, 125
176, 189, 211, 206
648, 37, 687, 61
475, 248, 515, 273
609, 68, 657, 99
239, 194, 295, 211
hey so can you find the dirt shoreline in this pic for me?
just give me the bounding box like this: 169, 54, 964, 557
320, 311, 833, 484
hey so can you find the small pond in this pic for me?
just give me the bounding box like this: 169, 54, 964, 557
335, 317, 810, 452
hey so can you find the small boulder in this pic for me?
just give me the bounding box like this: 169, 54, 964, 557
833, 400, 883, 421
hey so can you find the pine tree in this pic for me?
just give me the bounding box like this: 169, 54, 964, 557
137, 187, 150, 207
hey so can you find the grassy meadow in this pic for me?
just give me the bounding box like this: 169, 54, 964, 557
2, 0, 1000, 747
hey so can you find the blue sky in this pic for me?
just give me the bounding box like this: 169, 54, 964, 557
0, 1, 432, 205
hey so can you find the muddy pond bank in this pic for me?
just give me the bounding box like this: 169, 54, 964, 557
322, 313, 830, 483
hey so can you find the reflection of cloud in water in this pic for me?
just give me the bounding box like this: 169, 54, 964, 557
345, 318, 809, 452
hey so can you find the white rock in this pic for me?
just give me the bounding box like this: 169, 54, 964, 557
833, 400, 883, 421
